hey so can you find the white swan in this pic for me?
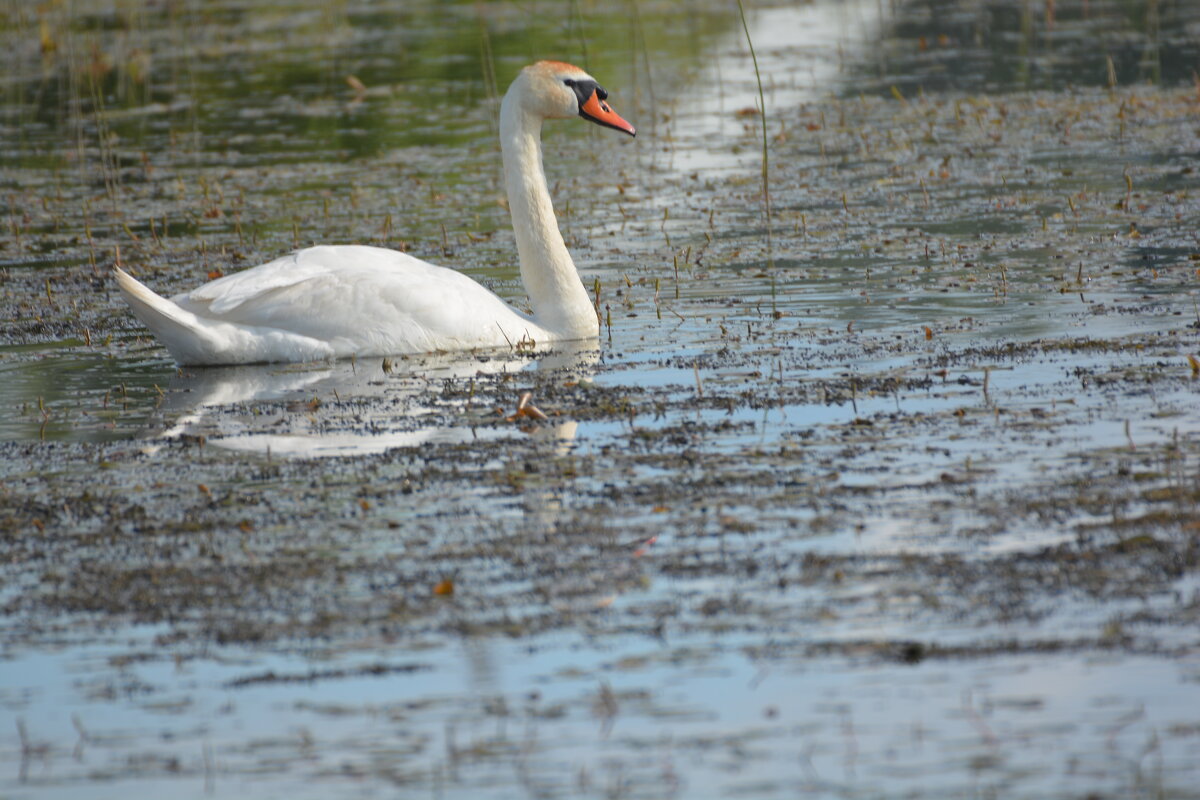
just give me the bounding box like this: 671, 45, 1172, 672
114, 61, 635, 365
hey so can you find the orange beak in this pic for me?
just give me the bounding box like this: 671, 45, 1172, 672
580, 90, 636, 137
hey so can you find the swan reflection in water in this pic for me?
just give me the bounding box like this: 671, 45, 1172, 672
143, 343, 599, 458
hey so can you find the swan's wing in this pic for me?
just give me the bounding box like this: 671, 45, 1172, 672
173, 245, 534, 350
174, 249, 339, 315
175, 246, 458, 318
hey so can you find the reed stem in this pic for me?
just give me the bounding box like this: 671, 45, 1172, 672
736, 0, 773, 269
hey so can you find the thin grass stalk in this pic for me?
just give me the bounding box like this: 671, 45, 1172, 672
571, 0, 590, 71
629, 0, 656, 133
735, 0, 773, 269
477, 5, 500, 136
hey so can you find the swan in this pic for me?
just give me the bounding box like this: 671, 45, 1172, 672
113, 60, 635, 365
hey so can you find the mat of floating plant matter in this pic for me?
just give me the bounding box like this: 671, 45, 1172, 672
2, 1, 1200, 797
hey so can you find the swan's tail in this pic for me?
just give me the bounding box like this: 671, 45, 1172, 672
113, 267, 212, 364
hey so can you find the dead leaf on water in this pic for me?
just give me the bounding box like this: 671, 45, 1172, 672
507, 392, 549, 422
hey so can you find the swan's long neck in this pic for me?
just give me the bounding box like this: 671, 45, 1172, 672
499, 85, 599, 339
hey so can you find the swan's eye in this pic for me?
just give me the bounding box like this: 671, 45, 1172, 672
563, 78, 576, 87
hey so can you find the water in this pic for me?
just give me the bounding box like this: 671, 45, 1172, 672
3, 1, 1200, 798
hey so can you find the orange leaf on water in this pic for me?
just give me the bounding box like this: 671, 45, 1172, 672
633, 535, 658, 558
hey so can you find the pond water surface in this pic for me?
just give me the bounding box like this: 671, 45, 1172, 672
3, 1, 1200, 798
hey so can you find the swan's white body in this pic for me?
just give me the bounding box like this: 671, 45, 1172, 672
117, 245, 553, 364
114, 61, 634, 366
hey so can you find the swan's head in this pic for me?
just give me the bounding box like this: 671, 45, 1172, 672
516, 60, 636, 136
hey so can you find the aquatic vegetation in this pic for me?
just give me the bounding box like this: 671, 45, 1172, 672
2, 1, 1199, 798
